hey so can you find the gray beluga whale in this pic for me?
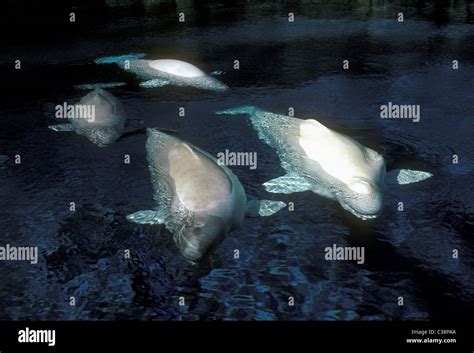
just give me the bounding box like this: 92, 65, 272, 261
127, 129, 285, 261
49, 88, 126, 147
94, 53, 228, 91
216, 106, 433, 220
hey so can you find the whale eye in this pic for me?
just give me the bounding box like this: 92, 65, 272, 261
193, 227, 202, 235
350, 180, 372, 194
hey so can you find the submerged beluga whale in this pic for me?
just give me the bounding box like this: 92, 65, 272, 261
94, 53, 229, 91
49, 88, 126, 147
127, 129, 285, 261
216, 106, 433, 220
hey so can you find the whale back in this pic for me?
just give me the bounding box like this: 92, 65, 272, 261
119, 58, 229, 91
148, 59, 205, 78
298, 119, 384, 193
69, 89, 125, 146
168, 142, 233, 212
145, 129, 241, 214
73, 89, 125, 128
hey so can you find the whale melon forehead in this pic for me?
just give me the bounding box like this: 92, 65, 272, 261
168, 143, 232, 211
298, 119, 382, 190
74, 90, 116, 126
88, 94, 115, 120
148, 59, 205, 78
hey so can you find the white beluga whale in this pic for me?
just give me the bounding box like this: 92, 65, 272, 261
127, 129, 285, 261
48, 88, 126, 147
94, 53, 229, 91
216, 106, 433, 220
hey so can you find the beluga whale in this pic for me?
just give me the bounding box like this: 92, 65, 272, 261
48, 88, 126, 147
127, 129, 286, 261
94, 53, 229, 91
216, 106, 433, 220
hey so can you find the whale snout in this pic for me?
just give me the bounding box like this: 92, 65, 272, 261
202, 76, 229, 92
176, 214, 227, 261
214, 81, 229, 91
341, 194, 383, 220
339, 180, 384, 220
356, 195, 383, 218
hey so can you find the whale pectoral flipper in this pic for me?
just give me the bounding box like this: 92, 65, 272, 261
263, 174, 312, 194
48, 124, 74, 132
245, 199, 287, 217
386, 169, 433, 185
126, 209, 166, 225
140, 79, 171, 88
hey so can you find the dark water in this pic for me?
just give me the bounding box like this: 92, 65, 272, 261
1, 1, 473, 320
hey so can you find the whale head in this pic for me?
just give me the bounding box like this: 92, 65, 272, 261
72, 89, 126, 146
176, 214, 227, 261
332, 147, 387, 220
195, 75, 229, 92
336, 175, 385, 220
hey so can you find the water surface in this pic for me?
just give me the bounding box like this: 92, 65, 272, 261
1, 0, 473, 320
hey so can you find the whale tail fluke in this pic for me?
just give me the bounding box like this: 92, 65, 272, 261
95, 53, 146, 64
74, 82, 127, 90
215, 105, 262, 117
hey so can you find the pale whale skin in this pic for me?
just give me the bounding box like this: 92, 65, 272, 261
96, 55, 229, 91
217, 106, 432, 220
125, 59, 228, 91
49, 89, 126, 147
252, 110, 386, 219
127, 129, 247, 261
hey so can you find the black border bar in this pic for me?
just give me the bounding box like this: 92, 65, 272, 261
0, 321, 471, 353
